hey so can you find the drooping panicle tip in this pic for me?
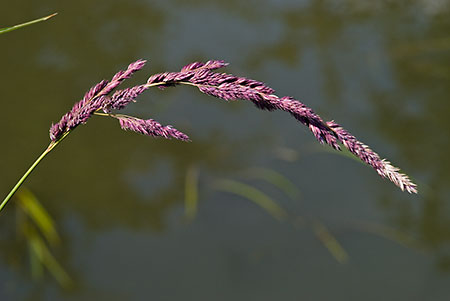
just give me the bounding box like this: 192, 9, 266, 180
130, 59, 147, 70
380, 159, 418, 194
181, 60, 229, 72
49, 60, 147, 142
117, 116, 190, 141
204, 60, 229, 70
49, 123, 59, 141
327, 120, 418, 193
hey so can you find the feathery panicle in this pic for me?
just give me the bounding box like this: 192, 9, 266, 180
327, 121, 417, 193
196, 86, 340, 149
147, 62, 339, 149
145, 60, 416, 192
104, 59, 147, 94
190, 70, 275, 94
11, 57, 420, 220
82, 80, 109, 103
103, 85, 148, 112
48, 58, 416, 193
117, 116, 190, 141
65, 96, 108, 129
49, 60, 147, 141
147, 60, 229, 88
49, 80, 109, 141
181, 60, 228, 72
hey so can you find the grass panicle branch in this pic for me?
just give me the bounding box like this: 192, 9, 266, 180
1, 58, 417, 214
327, 121, 417, 193
144, 60, 417, 193
49, 60, 147, 141
111, 114, 190, 141
146, 60, 340, 149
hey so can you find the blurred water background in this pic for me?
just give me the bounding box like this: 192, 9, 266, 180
1, 0, 449, 300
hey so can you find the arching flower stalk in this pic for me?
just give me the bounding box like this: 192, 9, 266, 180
1, 59, 417, 213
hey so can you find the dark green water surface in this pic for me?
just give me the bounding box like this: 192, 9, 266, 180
1, 1, 450, 300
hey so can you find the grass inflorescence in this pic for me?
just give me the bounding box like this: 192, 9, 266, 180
1, 59, 417, 214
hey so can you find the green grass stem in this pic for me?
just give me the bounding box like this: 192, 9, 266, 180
0, 13, 57, 34
0, 132, 69, 213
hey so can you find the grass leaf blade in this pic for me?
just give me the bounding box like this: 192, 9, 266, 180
245, 167, 300, 200
185, 166, 199, 220
215, 179, 287, 221
0, 13, 57, 34
312, 220, 349, 264
17, 188, 60, 245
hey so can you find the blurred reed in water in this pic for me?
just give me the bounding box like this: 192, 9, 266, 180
15, 188, 72, 288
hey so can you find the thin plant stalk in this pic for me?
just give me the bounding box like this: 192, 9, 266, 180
0, 133, 69, 213
0, 13, 57, 34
